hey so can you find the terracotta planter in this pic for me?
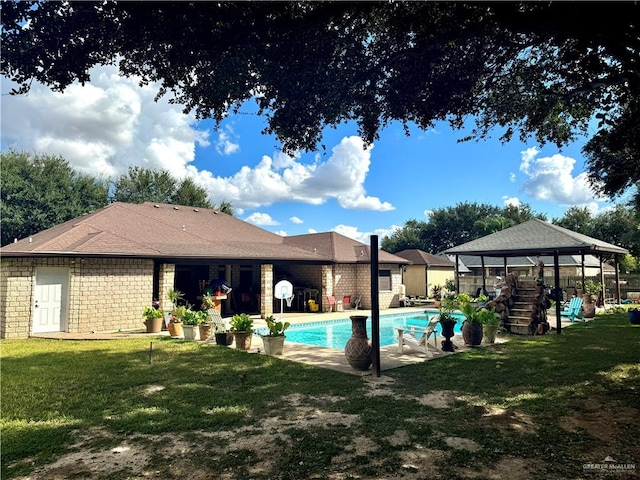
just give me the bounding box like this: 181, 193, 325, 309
233, 331, 253, 350
261, 335, 285, 355
344, 315, 372, 371
582, 294, 596, 318
199, 324, 212, 340
168, 322, 183, 338
144, 317, 163, 333
462, 321, 483, 346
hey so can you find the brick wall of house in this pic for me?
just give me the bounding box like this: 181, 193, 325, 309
72, 258, 154, 333
0, 256, 154, 338
1, 258, 35, 338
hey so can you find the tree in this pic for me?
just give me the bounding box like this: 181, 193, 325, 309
552, 206, 593, 236
590, 205, 640, 258
172, 177, 213, 209
112, 167, 177, 204
0, 150, 109, 246
553, 204, 640, 259
381, 220, 429, 253
111, 166, 232, 211
382, 202, 541, 254
2, 2, 638, 196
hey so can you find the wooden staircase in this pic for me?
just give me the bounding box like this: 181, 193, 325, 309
504, 280, 537, 335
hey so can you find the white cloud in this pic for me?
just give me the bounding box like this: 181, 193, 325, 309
502, 196, 520, 207
424, 210, 434, 218
244, 212, 280, 226
1, 68, 393, 213
204, 136, 394, 211
518, 147, 604, 206
290, 216, 303, 224
1, 64, 209, 180
509, 172, 516, 182
274, 230, 288, 237
333, 224, 401, 244
214, 125, 240, 155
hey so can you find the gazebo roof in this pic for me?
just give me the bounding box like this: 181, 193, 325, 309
445, 219, 628, 257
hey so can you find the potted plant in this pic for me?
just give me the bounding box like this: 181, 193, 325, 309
230, 313, 254, 350
477, 307, 501, 344
579, 280, 601, 318
474, 294, 489, 307
438, 297, 458, 352
198, 310, 213, 340
459, 295, 483, 346
169, 305, 186, 338
260, 315, 291, 355
142, 306, 164, 333
181, 308, 200, 340
430, 285, 442, 307
167, 289, 185, 337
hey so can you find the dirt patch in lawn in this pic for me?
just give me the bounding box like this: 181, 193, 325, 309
10, 391, 636, 480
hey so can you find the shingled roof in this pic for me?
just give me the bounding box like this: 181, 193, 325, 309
1, 202, 408, 264
394, 249, 455, 267
283, 232, 410, 264
1, 202, 323, 261
445, 219, 628, 257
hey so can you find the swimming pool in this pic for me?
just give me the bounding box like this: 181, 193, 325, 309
256, 311, 464, 349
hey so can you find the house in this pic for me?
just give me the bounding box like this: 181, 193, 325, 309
0, 202, 409, 338
393, 249, 456, 297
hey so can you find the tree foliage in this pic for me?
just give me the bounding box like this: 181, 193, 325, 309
552, 205, 640, 258
112, 166, 236, 212
382, 202, 544, 254
0, 150, 109, 246
2, 1, 638, 196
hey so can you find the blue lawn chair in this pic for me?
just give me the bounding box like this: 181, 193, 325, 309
560, 296, 584, 322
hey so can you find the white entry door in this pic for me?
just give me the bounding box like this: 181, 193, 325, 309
33, 268, 68, 333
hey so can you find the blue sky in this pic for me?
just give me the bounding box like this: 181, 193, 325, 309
2, 64, 612, 243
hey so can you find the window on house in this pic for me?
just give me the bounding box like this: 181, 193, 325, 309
379, 269, 391, 291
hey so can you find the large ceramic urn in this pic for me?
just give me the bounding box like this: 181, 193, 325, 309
344, 315, 372, 371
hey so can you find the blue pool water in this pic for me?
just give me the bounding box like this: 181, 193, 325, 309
256, 311, 464, 349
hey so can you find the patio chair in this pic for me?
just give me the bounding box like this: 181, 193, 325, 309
560, 296, 584, 322
396, 315, 441, 356
350, 295, 362, 310
326, 295, 337, 312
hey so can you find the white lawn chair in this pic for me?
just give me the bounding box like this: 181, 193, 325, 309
396, 315, 440, 356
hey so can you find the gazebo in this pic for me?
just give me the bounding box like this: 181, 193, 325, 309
444, 219, 629, 333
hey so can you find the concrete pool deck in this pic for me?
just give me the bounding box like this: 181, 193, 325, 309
31, 306, 580, 376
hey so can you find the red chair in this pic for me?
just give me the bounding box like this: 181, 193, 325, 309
326, 295, 337, 312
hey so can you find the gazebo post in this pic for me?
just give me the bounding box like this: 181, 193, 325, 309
455, 255, 460, 293
599, 256, 606, 306
481, 255, 486, 295
614, 255, 622, 304
554, 251, 562, 334
581, 253, 586, 288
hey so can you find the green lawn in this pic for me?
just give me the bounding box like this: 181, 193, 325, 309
2, 313, 639, 480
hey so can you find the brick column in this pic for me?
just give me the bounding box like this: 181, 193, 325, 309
260, 264, 273, 318
321, 264, 333, 311
158, 263, 176, 311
